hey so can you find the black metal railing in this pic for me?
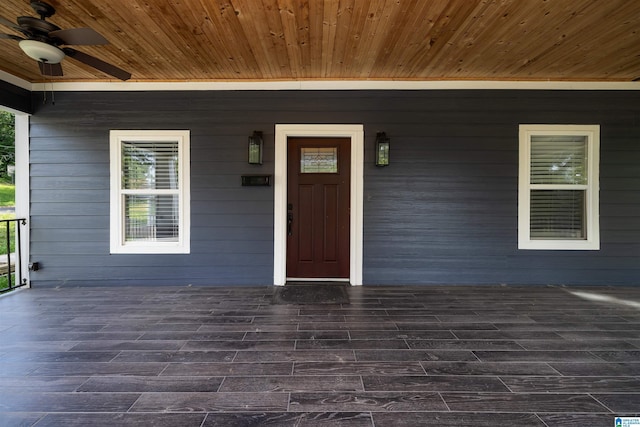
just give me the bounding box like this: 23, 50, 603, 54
0, 218, 27, 294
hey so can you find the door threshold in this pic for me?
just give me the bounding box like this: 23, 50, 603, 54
286, 278, 351, 286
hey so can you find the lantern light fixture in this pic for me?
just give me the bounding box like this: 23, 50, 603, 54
375, 132, 390, 166
248, 131, 263, 165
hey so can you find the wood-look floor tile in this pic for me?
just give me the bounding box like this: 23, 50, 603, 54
100, 323, 201, 332
517, 340, 638, 351
355, 349, 476, 362
298, 322, 399, 331
624, 339, 640, 348
219, 375, 363, 392
436, 314, 535, 323
595, 323, 640, 331
528, 315, 628, 323
538, 413, 621, 427
363, 375, 509, 392
161, 362, 293, 376
474, 350, 603, 362
592, 350, 640, 362
0, 341, 79, 352
77, 375, 223, 392
349, 330, 456, 340
35, 413, 207, 426
296, 339, 409, 350
502, 376, 640, 393
0, 376, 89, 392
243, 331, 350, 340
453, 330, 563, 340
182, 340, 295, 351
0, 351, 119, 363
592, 394, 640, 413
294, 361, 425, 376
69, 340, 184, 351
420, 361, 559, 376
0, 392, 140, 412
0, 413, 44, 427
289, 391, 447, 412
202, 412, 373, 426
0, 363, 44, 377
205, 324, 300, 332
113, 350, 235, 363
235, 350, 356, 362
407, 339, 524, 351
159, 315, 254, 324
441, 392, 609, 413
139, 331, 245, 340
0, 331, 143, 342
130, 392, 289, 412
550, 362, 640, 376
30, 362, 167, 376
373, 412, 546, 426
396, 322, 498, 331
2, 285, 640, 422
559, 331, 640, 339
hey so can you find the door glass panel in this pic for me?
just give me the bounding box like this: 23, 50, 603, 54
300, 147, 338, 173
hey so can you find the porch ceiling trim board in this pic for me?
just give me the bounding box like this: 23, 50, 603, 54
22, 79, 640, 92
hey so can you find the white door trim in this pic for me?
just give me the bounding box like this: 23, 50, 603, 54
274, 124, 364, 286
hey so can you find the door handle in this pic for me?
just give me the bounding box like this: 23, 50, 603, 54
287, 212, 293, 236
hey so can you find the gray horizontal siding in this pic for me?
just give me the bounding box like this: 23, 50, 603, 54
27, 90, 640, 287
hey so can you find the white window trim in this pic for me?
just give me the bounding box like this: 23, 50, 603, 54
110, 130, 190, 254
518, 124, 600, 250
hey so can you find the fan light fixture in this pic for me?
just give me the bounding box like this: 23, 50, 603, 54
19, 40, 65, 64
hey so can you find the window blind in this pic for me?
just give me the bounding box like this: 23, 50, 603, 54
122, 142, 179, 190
530, 135, 587, 185
121, 142, 180, 242
529, 135, 588, 240
530, 190, 586, 239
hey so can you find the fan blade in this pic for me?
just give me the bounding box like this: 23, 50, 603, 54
0, 15, 20, 32
63, 48, 131, 81
50, 28, 108, 45
0, 33, 23, 41
39, 61, 63, 76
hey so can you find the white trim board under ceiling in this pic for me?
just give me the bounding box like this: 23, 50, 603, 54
2, 71, 640, 92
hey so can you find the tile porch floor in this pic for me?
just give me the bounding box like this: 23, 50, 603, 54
0, 285, 639, 426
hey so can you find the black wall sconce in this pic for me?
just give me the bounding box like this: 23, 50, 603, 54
248, 131, 263, 165
375, 132, 390, 166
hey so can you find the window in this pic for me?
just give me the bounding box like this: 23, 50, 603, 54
110, 130, 190, 254
518, 125, 599, 250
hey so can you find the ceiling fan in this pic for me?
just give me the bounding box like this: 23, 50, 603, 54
0, 1, 130, 80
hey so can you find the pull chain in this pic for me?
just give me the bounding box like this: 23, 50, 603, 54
50, 78, 55, 105
41, 63, 55, 105
43, 69, 47, 104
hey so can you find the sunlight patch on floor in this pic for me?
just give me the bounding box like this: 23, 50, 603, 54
568, 290, 640, 309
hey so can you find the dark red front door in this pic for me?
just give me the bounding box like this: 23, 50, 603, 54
287, 137, 350, 279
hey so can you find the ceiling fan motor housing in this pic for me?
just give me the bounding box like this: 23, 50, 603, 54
30, 1, 56, 19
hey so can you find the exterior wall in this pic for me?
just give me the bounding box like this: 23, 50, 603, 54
28, 90, 640, 286
0, 80, 32, 114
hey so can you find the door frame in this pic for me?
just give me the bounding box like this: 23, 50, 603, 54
274, 124, 364, 286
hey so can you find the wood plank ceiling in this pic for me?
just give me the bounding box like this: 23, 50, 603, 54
1, 0, 639, 83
